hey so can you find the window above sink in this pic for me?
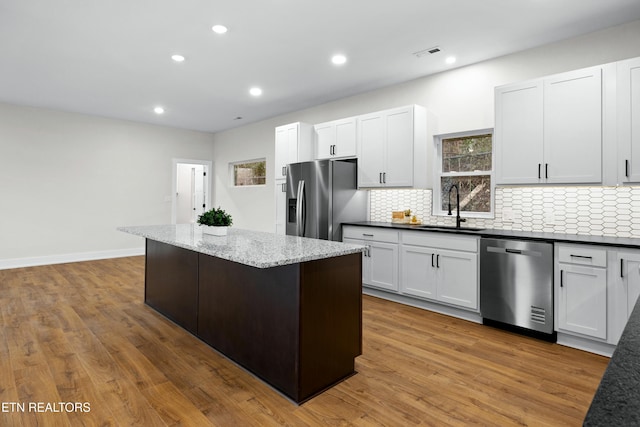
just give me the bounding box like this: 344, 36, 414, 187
434, 129, 495, 220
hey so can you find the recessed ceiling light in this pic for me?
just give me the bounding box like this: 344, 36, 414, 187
445, 56, 457, 65
331, 54, 347, 65
171, 54, 185, 62
212, 24, 228, 34
249, 87, 263, 97
154, 106, 165, 115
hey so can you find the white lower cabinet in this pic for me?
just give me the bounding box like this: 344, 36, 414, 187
343, 226, 399, 292
612, 250, 640, 343
400, 231, 479, 310
556, 244, 608, 340
557, 263, 608, 340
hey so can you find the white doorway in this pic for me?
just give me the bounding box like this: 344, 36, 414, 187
172, 159, 213, 224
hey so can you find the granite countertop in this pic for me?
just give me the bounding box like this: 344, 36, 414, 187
119, 224, 364, 269
344, 221, 640, 249
584, 298, 640, 425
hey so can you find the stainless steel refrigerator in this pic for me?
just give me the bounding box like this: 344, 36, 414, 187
286, 159, 368, 241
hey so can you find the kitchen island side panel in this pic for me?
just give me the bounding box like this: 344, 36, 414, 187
197, 254, 301, 399
299, 252, 362, 400
145, 239, 199, 334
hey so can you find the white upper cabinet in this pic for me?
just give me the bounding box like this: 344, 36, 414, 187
314, 117, 357, 160
495, 81, 544, 184
618, 56, 640, 183
544, 67, 602, 184
274, 122, 312, 179
495, 66, 603, 185
357, 105, 426, 188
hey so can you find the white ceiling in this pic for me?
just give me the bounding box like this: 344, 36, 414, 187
2, 0, 640, 134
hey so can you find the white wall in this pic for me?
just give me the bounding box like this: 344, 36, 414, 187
212, 19, 640, 232
0, 103, 214, 267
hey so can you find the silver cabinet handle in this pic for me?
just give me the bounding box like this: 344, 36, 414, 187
281, 183, 286, 192
436, 254, 440, 268
362, 233, 374, 237
282, 166, 286, 177
382, 172, 386, 184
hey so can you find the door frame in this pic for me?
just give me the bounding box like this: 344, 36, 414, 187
172, 158, 213, 224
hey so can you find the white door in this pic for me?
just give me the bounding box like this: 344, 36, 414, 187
544, 66, 602, 184
334, 117, 357, 158
384, 106, 414, 187
172, 159, 211, 225
368, 241, 399, 291
176, 163, 207, 224
400, 245, 437, 299
618, 57, 640, 183
558, 264, 607, 339
314, 122, 335, 160
357, 113, 385, 187
495, 81, 544, 184
436, 249, 478, 310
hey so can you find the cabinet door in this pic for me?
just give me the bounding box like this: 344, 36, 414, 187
436, 249, 478, 310
620, 252, 640, 318
368, 241, 399, 291
558, 264, 607, 339
618, 57, 640, 183
384, 107, 414, 187
314, 122, 335, 160
495, 81, 544, 184
357, 113, 386, 187
544, 67, 602, 184
274, 179, 287, 235
334, 118, 357, 158
275, 124, 299, 179
275, 126, 290, 179
400, 245, 437, 299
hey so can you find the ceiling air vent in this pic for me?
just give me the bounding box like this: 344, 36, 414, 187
413, 46, 441, 58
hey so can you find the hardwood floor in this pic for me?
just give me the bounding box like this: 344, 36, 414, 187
0, 257, 608, 426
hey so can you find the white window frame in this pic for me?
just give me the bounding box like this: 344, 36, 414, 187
229, 158, 267, 187
433, 128, 495, 219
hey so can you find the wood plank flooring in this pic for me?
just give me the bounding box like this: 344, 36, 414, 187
0, 256, 608, 426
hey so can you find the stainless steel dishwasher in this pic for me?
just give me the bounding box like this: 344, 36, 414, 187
480, 238, 555, 338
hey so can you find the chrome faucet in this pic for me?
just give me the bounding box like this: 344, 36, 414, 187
447, 184, 466, 229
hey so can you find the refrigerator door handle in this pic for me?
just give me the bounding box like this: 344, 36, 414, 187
296, 180, 306, 236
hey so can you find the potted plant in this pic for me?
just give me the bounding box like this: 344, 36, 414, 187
198, 207, 233, 236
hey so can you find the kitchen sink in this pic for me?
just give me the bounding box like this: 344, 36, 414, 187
413, 224, 485, 232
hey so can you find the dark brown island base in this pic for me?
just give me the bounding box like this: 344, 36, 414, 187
119, 225, 364, 404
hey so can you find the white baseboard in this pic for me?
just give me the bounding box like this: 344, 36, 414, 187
0, 247, 145, 270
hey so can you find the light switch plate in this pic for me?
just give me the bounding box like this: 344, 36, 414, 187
502, 208, 514, 222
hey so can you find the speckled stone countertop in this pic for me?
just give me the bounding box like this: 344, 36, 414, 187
344, 221, 640, 249
119, 224, 364, 269
584, 299, 640, 425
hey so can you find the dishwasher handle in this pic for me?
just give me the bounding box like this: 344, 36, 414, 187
486, 246, 541, 257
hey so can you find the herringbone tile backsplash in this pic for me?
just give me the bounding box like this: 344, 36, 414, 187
369, 186, 640, 238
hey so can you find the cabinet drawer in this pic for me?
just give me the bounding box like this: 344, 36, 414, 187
401, 230, 478, 253
557, 245, 607, 267
343, 226, 399, 243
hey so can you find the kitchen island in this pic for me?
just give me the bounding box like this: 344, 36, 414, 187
118, 224, 364, 403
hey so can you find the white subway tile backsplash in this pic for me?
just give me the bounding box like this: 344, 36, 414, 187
370, 186, 640, 238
